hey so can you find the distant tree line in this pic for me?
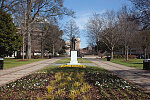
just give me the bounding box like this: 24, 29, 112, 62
86, 0, 150, 60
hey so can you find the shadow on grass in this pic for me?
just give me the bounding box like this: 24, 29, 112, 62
132, 63, 143, 64
111, 68, 150, 88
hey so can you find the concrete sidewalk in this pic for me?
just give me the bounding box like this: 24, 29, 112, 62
90, 59, 150, 92
0, 58, 60, 87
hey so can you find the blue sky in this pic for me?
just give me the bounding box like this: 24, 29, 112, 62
60, 0, 132, 48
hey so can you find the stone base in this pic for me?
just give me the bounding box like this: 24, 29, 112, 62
67, 51, 81, 65
70, 60, 78, 64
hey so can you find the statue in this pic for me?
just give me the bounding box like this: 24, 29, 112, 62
71, 36, 77, 50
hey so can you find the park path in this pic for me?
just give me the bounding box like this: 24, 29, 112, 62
90, 59, 150, 92
0, 58, 60, 87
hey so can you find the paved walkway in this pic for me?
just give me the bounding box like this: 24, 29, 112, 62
0, 58, 60, 87
90, 59, 150, 92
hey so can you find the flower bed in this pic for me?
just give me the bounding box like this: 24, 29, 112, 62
0, 66, 150, 99
60, 65, 86, 68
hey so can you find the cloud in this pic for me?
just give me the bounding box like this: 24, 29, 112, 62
75, 12, 91, 30
74, 10, 106, 30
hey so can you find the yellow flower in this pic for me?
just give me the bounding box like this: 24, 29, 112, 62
67, 77, 72, 81
47, 85, 54, 93
60, 65, 86, 68
60, 65, 64, 67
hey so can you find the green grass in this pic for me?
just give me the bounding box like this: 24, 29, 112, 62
103, 58, 143, 69
55, 58, 92, 63
39, 65, 107, 75
3, 58, 45, 69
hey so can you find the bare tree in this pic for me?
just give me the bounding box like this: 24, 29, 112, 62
86, 13, 103, 54
7, 0, 74, 59
117, 5, 139, 60
0, 0, 74, 59
0, 0, 21, 12
137, 30, 150, 59
63, 19, 80, 51
129, 0, 150, 58
129, 0, 150, 30
100, 10, 121, 59
133, 30, 150, 58
44, 24, 64, 57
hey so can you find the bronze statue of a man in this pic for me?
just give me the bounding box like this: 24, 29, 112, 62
71, 36, 76, 50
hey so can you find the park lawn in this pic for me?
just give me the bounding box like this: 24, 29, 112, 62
103, 58, 143, 69
3, 58, 45, 69
55, 58, 92, 63
0, 65, 150, 99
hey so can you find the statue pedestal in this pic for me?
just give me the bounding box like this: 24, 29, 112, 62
67, 51, 80, 65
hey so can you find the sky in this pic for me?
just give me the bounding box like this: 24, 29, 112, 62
60, 0, 132, 48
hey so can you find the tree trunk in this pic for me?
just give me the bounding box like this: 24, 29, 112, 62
122, 48, 124, 55
53, 44, 55, 58
22, 7, 26, 60
111, 47, 114, 59
125, 46, 126, 56
129, 48, 132, 55
144, 47, 147, 59
126, 45, 129, 61
22, 36, 25, 60
97, 44, 99, 55
41, 41, 44, 59
70, 40, 72, 56
41, 32, 44, 59
26, 25, 31, 59
26, 0, 32, 59
14, 51, 15, 57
